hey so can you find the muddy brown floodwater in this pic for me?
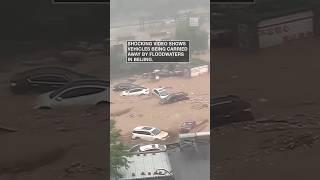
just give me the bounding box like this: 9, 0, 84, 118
0, 53, 108, 180
213, 38, 320, 180
111, 74, 210, 144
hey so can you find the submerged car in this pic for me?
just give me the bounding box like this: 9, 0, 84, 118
121, 87, 149, 96
152, 87, 170, 99
159, 92, 189, 104
34, 79, 108, 109
180, 121, 196, 134
112, 83, 141, 92
131, 126, 169, 141
128, 144, 167, 153
10, 67, 96, 94
211, 95, 254, 128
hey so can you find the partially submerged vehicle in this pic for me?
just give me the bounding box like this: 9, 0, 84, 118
152, 87, 170, 99
128, 144, 167, 153
131, 126, 169, 141
211, 95, 254, 128
159, 92, 189, 104
10, 67, 96, 94
34, 79, 109, 109
112, 83, 142, 92
179, 121, 196, 134
121, 87, 149, 96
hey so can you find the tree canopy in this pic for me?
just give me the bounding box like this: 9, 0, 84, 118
110, 120, 130, 179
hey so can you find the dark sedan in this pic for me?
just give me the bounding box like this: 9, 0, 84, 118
10, 67, 96, 94
211, 95, 254, 128
112, 83, 142, 92
159, 92, 189, 104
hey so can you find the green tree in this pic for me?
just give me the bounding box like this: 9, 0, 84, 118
110, 120, 130, 179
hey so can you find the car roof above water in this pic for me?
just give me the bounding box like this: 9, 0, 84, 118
114, 82, 139, 86
65, 79, 108, 86
11, 66, 94, 81
212, 95, 241, 105
133, 126, 155, 131
153, 87, 166, 91
127, 86, 146, 90
50, 79, 108, 98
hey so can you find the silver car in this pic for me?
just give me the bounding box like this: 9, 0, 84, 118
152, 87, 170, 99
34, 79, 109, 109
128, 144, 167, 153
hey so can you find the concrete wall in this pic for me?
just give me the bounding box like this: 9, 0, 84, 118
257, 10, 314, 48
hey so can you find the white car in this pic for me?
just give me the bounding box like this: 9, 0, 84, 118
121, 87, 149, 96
139, 144, 167, 152
128, 144, 167, 153
152, 87, 170, 99
34, 79, 108, 109
132, 126, 169, 141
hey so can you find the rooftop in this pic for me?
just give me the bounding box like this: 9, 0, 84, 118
168, 142, 210, 180
168, 132, 210, 180
118, 132, 210, 180
211, 0, 320, 26
118, 152, 173, 180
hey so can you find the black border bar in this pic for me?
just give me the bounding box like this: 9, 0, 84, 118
211, 0, 254, 3
53, 0, 255, 5
52, 0, 109, 4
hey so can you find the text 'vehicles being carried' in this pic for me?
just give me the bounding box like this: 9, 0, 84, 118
126, 40, 190, 63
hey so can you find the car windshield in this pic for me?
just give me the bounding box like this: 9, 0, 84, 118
152, 128, 161, 135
